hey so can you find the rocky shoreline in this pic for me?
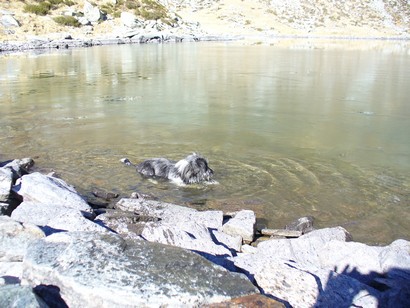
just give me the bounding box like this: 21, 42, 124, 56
1, 157, 409, 307
0, 33, 239, 53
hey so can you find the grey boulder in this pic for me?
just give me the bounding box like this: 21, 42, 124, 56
22, 231, 258, 307
12, 172, 93, 217
114, 198, 235, 255
0, 216, 45, 262
232, 227, 410, 307
11, 201, 107, 234
0, 168, 13, 202
0, 285, 47, 308
221, 210, 256, 243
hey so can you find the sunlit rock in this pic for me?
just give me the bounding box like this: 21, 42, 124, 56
114, 198, 231, 255
22, 232, 258, 307
11, 201, 107, 235
221, 210, 256, 243
0, 168, 13, 202
0, 285, 47, 308
0, 158, 34, 180
232, 227, 410, 307
83, 1, 102, 23
12, 172, 93, 217
212, 229, 243, 252
116, 198, 223, 229
0, 15, 20, 28
141, 221, 232, 256
120, 11, 143, 29
253, 260, 379, 308
0, 216, 45, 262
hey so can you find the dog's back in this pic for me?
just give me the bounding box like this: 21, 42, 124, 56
136, 158, 175, 178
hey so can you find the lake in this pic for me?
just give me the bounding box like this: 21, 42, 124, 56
1, 39, 409, 245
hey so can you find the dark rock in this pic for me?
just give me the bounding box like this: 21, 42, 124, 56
285, 216, 315, 234
92, 189, 119, 200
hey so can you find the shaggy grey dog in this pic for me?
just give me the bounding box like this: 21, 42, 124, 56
121, 153, 215, 185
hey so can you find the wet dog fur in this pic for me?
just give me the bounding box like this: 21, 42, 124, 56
121, 153, 214, 185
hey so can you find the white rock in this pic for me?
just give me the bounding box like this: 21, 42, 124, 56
21, 232, 258, 307
232, 227, 410, 307
2, 158, 34, 180
77, 16, 91, 26
0, 15, 20, 28
0, 216, 45, 262
11, 201, 107, 234
319, 240, 384, 281
116, 198, 223, 229
141, 221, 232, 256
12, 172, 93, 216
240, 244, 258, 254
379, 239, 410, 272
221, 210, 255, 243
0, 168, 13, 202
212, 229, 243, 252
120, 11, 143, 28
83, 1, 101, 22
253, 260, 379, 308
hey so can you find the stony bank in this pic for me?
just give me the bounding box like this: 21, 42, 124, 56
0, 158, 409, 307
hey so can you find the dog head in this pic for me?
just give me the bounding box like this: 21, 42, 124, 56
174, 153, 214, 184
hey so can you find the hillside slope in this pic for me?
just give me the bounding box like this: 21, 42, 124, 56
0, 0, 409, 42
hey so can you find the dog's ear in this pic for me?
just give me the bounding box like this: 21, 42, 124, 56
193, 157, 208, 169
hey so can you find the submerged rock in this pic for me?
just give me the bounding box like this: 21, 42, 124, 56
285, 216, 315, 234
22, 232, 258, 307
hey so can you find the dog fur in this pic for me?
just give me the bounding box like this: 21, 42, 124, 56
121, 153, 214, 185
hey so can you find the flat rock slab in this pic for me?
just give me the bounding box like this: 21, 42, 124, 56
22, 232, 258, 307
114, 198, 235, 255
116, 198, 223, 229
12, 172, 92, 216
11, 201, 107, 235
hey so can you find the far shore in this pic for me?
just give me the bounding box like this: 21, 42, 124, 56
1, 31, 409, 55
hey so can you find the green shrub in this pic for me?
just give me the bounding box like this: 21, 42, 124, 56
53, 16, 81, 27
48, 0, 64, 5
136, 0, 169, 21
64, 0, 75, 6
24, 2, 52, 16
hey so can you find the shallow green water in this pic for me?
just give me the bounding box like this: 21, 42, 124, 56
1, 40, 409, 244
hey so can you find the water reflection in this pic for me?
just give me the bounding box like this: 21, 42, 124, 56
1, 40, 409, 244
